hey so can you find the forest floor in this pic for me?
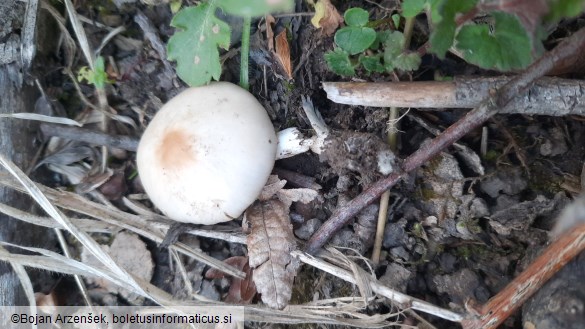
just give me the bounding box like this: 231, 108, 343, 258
17, 0, 585, 328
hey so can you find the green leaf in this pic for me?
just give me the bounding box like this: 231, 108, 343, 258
216, 0, 293, 17
391, 13, 401, 29
334, 26, 376, 55
455, 12, 532, 71
325, 49, 355, 76
429, 0, 478, 58
344, 7, 370, 27
167, 4, 231, 86
545, 0, 585, 22
77, 56, 110, 89
370, 30, 390, 50
383, 31, 405, 63
402, 0, 426, 18
393, 52, 421, 71
359, 55, 385, 73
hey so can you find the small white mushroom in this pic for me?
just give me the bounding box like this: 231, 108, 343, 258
137, 82, 277, 225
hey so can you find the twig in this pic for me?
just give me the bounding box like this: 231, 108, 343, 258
272, 167, 322, 190
305, 26, 585, 255
39, 122, 139, 151
460, 223, 585, 329
322, 77, 585, 116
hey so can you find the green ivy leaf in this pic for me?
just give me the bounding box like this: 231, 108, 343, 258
325, 49, 355, 76
545, 0, 585, 22
167, 4, 231, 86
402, 0, 427, 18
429, 0, 478, 58
216, 0, 293, 17
334, 26, 376, 55
359, 55, 385, 73
456, 12, 532, 71
344, 8, 370, 27
393, 53, 421, 71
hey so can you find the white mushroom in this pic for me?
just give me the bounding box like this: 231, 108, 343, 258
137, 82, 277, 225
137, 83, 397, 225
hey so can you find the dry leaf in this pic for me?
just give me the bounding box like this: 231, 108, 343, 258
246, 199, 299, 309
206, 256, 257, 304
259, 175, 320, 206
311, 0, 343, 36
258, 175, 287, 201
266, 15, 276, 52
81, 231, 153, 301
275, 30, 292, 80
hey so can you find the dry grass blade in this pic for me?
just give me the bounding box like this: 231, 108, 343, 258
0, 202, 115, 232
21, 0, 38, 72
0, 154, 152, 301
63, 0, 94, 69
1, 245, 36, 310
292, 249, 465, 323
95, 26, 126, 55
0, 113, 82, 126
0, 172, 246, 278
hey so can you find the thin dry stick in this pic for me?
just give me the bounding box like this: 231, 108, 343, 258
39, 122, 139, 151
461, 223, 585, 329
372, 15, 416, 264
305, 26, 585, 255
322, 77, 585, 116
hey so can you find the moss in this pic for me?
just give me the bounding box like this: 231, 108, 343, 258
418, 187, 439, 200
483, 149, 500, 162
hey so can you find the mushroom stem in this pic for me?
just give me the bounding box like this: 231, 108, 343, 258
275, 97, 329, 160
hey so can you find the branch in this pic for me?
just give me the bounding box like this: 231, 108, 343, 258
322, 77, 585, 116
39, 123, 139, 151
305, 26, 585, 255
461, 223, 585, 329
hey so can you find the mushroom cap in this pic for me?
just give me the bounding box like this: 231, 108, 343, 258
137, 82, 277, 225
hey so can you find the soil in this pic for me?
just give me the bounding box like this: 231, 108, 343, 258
15, 0, 585, 328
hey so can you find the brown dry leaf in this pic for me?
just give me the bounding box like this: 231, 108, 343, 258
206, 256, 257, 304
259, 175, 320, 206
258, 175, 287, 201
275, 30, 292, 80
81, 231, 153, 302
311, 0, 343, 36
265, 15, 276, 52
246, 199, 299, 309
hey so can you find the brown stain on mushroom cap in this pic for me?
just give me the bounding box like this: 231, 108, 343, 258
158, 129, 196, 170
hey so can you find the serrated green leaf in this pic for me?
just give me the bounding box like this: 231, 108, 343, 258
383, 31, 405, 63
344, 7, 370, 27
325, 49, 355, 76
359, 55, 385, 73
455, 12, 532, 71
545, 0, 585, 22
335, 26, 376, 55
393, 52, 421, 71
402, 0, 426, 18
216, 0, 294, 17
167, 4, 231, 86
429, 0, 478, 58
